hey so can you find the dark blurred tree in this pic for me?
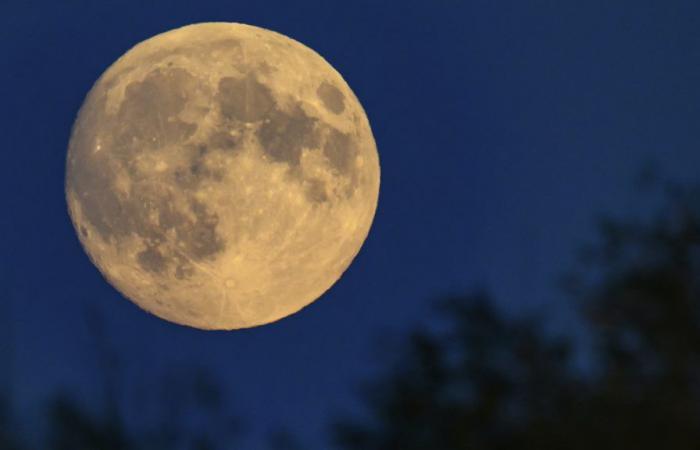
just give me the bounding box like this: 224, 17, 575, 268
333, 294, 577, 450
333, 181, 700, 450
268, 428, 305, 450
0, 395, 24, 450
48, 394, 127, 450
44, 306, 242, 450
44, 364, 241, 450
6, 179, 700, 450
564, 182, 700, 449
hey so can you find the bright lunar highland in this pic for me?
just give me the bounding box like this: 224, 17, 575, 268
65, 23, 380, 329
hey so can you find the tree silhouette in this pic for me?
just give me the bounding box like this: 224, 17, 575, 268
334, 181, 700, 450
0, 394, 24, 450
45, 365, 241, 450
333, 294, 577, 450
0, 304, 242, 450
47, 394, 127, 450
4, 180, 700, 449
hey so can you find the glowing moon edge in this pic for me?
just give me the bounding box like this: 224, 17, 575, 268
65, 22, 380, 330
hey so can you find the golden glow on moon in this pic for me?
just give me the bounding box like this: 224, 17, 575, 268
65, 23, 380, 329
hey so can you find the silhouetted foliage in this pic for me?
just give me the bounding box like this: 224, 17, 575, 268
48, 394, 127, 450
0, 305, 241, 450
268, 428, 305, 450
4, 181, 700, 449
333, 294, 579, 450
0, 395, 24, 450
43, 365, 241, 450
334, 182, 700, 450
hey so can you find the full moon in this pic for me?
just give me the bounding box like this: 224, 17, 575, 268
65, 23, 380, 330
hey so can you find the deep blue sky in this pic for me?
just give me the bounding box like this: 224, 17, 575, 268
3, 1, 700, 448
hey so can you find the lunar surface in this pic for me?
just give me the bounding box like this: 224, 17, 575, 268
65, 23, 380, 329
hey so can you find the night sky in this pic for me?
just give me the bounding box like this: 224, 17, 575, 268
4, 1, 700, 448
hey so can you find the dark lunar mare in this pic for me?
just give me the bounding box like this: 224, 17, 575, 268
68, 59, 365, 281
317, 81, 345, 114
218, 75, 275, 122
257, 106, 321, 167
213, 73, 362, 202
67, 66, 227, 279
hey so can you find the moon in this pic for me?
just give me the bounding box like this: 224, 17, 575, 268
65, 23, 380, 330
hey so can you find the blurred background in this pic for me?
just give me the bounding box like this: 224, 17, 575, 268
3, 1, 700, 448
